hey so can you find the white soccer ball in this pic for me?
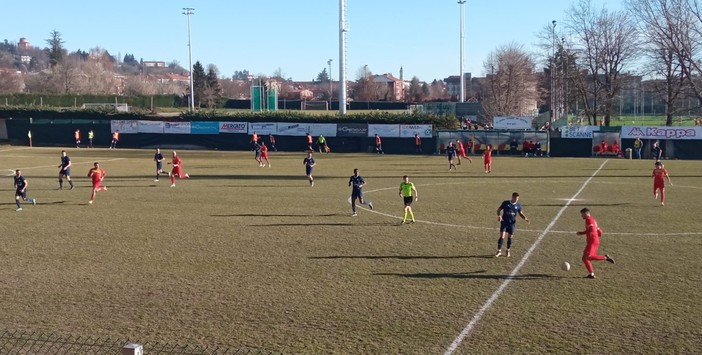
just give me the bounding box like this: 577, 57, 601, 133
561, 261, 571, 271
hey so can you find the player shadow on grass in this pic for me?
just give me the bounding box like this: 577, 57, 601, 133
310, 255, 495, 260
212, 213, 339, 217
374, 271, 559, 280
528, 202, 631, 207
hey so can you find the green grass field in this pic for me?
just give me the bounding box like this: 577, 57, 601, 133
1, 147, 701, 354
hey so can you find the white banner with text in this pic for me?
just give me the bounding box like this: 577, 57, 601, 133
621, 126, 702, 140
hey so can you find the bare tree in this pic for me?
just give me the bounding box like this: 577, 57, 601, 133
566, 0, 640, 126
627, 0, 689, 126
480, 43, 540, 118
0, 70, 23, 93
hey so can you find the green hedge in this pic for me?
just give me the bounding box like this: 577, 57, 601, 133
0, 106, 459, 130
0, 94, 181, 108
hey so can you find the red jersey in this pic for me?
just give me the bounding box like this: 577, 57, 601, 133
307, 135, 313, 144
457, 141, 464, 151
112, 132, 119, 141
74, 130, 80, 139
375, 136, 382, 145
172, 156, 182, 167
252, 133, 258, 143
583, 216, 602, 241
415, 136, 421, 145
261, 145, 268, 153
483, 149, 492, 161
88, 168, 105, 183
652, 167, 668, 184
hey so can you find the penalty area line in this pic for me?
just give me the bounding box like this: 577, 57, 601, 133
443, 159, 610, 355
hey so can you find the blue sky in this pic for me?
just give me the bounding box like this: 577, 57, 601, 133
2, 0, 622, 82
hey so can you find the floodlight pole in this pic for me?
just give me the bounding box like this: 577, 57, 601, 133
339, 0, 348, 114
183, 7, 195, 112
458, 0, 466, 103
328, 59, 333, 109
551, 20, 556, 128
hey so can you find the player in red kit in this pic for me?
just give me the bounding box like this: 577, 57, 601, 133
456, 140, 471, 165
652, 161, 672, 206
87, 162, 107, 205
576, 208, 615, 279
260, 142, 271, 167
168, 151, 190, 187
483, 145, 493, 173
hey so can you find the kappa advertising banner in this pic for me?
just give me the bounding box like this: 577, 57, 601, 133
137, 120, 164, 134
219, 122, 247, 134
248, 122, 277, 135
493, 116, 533, 130
307, 123, 337, 137
367, 124, 400, 138
191, 121, 220, 135
110, 120, 138, 134
399, 124, 433, 138
561, 125, 599, 139
277, 123, 309, 136
621, 126, 702, 140
164, 121, 191, 134
336, 123, 368, 137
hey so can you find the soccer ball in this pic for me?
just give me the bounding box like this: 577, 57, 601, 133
561, 261, 571, 271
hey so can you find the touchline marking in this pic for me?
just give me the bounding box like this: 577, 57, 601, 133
443, 159, 610, 355
3, 158, 127, 176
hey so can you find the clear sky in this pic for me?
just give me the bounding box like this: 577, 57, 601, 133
1, 0, 623, 82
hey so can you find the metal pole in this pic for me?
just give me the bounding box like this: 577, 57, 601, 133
551, 20, 556, 128
339, 0, 347, 114
183, 8, 195, 112
328, 59, 333, 110
458, 1, 466, 103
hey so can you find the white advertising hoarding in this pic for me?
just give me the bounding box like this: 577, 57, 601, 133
163, 121, 191, 134
399, 124, 432, 138
621, 126, 702, 140
137, 120, 164, 133
493, 116, 533, 130
307, 123, 337, 137
277, 123, 309, 136
110, 120, 138, 134
561, 125, 598, 139
219, 122, 247, 133
248, 122, 277, 135
368, 124, 400, 138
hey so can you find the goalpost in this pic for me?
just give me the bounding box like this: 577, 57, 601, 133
302, 101, 329, 110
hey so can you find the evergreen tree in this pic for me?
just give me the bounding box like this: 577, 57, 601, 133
191, 61, 207, 107
204, 66, 224, 108
46, 30, 65, 68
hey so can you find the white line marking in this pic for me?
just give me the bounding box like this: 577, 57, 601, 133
443, 159, 610, 355
3, 158, 127, 175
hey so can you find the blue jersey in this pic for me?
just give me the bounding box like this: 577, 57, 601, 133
349, 175, 365, 193
154, 153, 164, 162
60, 155, 70, 168
499, 200, 522, 224
304, 157, 315, 167
14, 175, 27, 190
446, 146, 456, 157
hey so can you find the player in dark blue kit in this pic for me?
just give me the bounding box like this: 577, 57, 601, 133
303, 152, 316, 187
14, 169, 36, 211
154, 148, 165, 182
349, 168, 374, 216
495, 192, 529, 257
58, 150, 74, 190
446, 141, 458, 171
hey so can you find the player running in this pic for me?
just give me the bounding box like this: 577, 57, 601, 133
399, 175, 417, 224
154, 148, 166, 181
168, 151, 190, 187
13, 169, 36, 211
87, 129, 94, 148
349, 168, 373, 216
495, 192, 529, 257
303, 152, 316, 187
576, 208, 615, 279
269, 134, 277, 151
483, 144, 493, 173
260, 142, 271, 167
456, 139, 471, 165
58, 150, 75, 190
254, 142, 263, 167
87, 162, 107, 205
375, 134, 384, 154
74, 129, 81, 148
652, 161, 672, 206
446, 141, 457, 171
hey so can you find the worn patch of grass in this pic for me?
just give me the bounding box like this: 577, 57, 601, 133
1, 147, 701, 354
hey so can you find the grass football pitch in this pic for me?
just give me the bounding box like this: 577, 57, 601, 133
1, 146, 701, 354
